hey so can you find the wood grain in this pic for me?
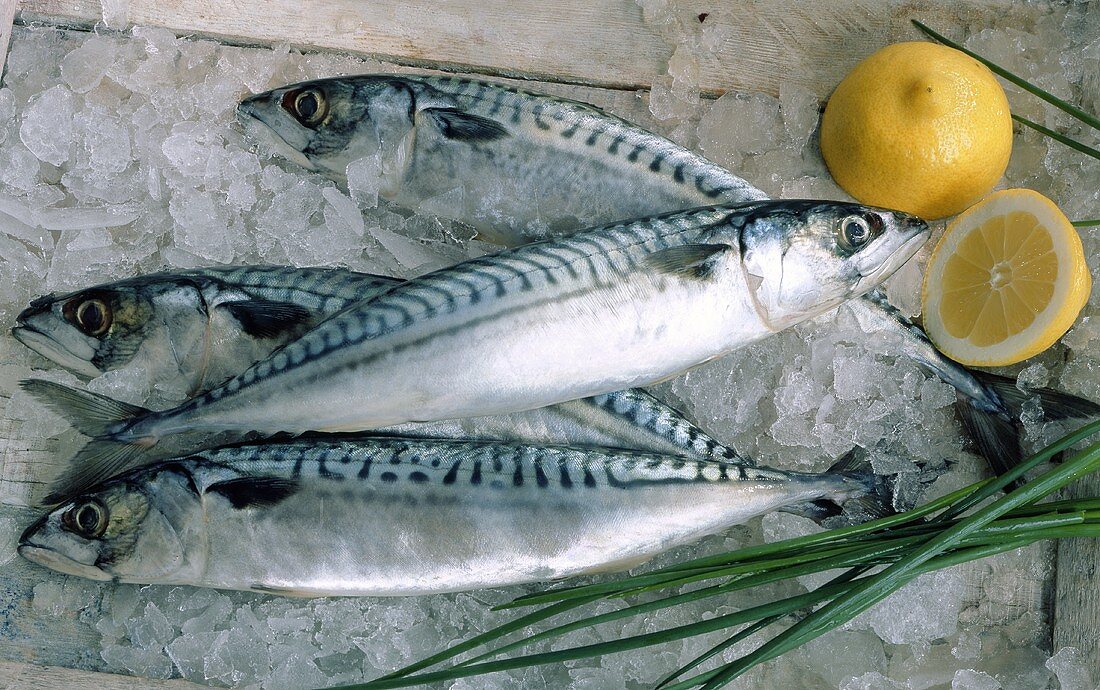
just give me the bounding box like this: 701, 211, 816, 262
17, 0, 1029, 96
0, 0, 16, 81
1053, 473, 1100, 672
0, 661, 204, 688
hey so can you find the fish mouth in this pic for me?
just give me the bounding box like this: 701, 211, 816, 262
17, 543, 113, 581
853, 223, 930, 294
10, 326, 103, 379
236, 99, 319, 172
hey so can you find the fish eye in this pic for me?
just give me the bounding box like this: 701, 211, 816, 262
282, 88, 327, 127
837, 214, 880, 252
62, 498, 109, 539
64, 297, 112, 337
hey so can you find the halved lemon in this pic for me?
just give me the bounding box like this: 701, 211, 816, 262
922, 189, 1092, 366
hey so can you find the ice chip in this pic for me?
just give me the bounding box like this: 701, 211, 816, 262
846, 568, 967, 644
19, 85, 76, 165
346, 154, 385, 209
1045, 647, 1094, 690
61, 37, 117, 92
951, 669, 1001, 690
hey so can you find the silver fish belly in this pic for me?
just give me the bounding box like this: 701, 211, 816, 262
18, 437, 879, 595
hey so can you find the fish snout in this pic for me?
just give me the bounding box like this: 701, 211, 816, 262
17, 293, 57, 324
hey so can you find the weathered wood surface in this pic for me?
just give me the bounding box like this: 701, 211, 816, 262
1053, 473, 1100, 673
0, 660, 204, 688
18, 0, 1035, 97
0, 0, 17, 80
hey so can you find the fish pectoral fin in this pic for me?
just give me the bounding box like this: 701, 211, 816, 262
420, 107, 510, 143
206, 476, 300, 510
220, 299, 314, 339
643, 243, 730, 280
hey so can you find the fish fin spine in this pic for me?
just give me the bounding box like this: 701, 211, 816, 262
643, 243, 730, 280
422, 108, 510, 142
221, 299, 315, 339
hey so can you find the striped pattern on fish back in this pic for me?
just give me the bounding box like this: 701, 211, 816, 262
180, 266, 400, 315
586, 390, 751, 465
197, 437, 790, 493
417, 76, 767, 205
182, 205, 742, 411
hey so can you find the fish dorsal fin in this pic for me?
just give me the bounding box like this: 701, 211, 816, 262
206, 476, 299, 509
421, 108, 510, 143
221, 300, 314, 339
643, 244, 729, 280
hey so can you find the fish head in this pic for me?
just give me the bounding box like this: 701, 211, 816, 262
735, 201, 928, 330
12, 277, 209, 382
237, 76, 417, 182
17, 466, 201, 584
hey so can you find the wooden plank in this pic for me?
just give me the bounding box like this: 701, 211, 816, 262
0, 0, 15, 81
17, 0, 1029, 96
1053, 473, 1100, 671
0, 661, 203, 689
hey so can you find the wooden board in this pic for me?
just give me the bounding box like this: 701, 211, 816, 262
0, 660, 203, 688
0, 0, 16, 80
1053, 473, 1100, 673
18, 0, 1032, 97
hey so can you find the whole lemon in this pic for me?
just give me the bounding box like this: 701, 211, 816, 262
820, 41, 1012, 220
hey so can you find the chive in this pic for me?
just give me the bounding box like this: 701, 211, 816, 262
711, 434, 1100, 683
656, 567, 868, 690
912, 20, 1100, 131
691, 536, 1054, 689
338, 535, 1057, 690
1013, 114, 1100, 160
939, 420, 1100, 521
377, 595, 602, 680
1073, 219, 1100, 227
654, 617, 776, 690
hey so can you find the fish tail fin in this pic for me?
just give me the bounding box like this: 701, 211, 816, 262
783, 448, 894, 525
19, 378, 150, 437
956, 370, 1100, 477
969, 369, 1100, 421
20, 379, 160, 503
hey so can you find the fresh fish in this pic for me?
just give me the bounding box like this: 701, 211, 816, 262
12, 267, 746, 466
236, 74, 767, 245
238, 74, 1100, 478
17, 436, 887, 595
24, 201, 928, 499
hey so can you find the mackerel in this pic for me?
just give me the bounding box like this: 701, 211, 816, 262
12, 267, 746, 466
18, 436, 887, 595
237, 74, 767, 245
23, 201, 927, 498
